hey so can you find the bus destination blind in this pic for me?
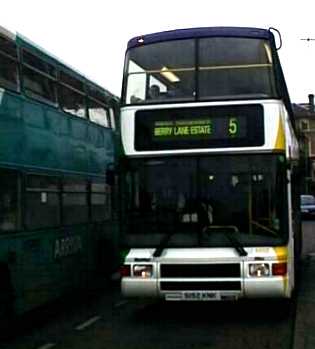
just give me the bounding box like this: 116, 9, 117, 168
135, 104, 264, 151
153, 117, 246, 140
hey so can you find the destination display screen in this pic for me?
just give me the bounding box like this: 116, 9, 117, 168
135, 104, 264, 151
153, 117, 246, 140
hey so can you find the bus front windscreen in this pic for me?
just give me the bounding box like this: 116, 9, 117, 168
123, 37, 278, 105
123, 154, 288, 248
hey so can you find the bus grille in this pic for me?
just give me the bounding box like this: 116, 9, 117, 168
160, 264, 241, 278
160, 281, 241, 291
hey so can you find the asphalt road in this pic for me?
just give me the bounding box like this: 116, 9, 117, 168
301, 220, 315, 257
2, 220, 315, 349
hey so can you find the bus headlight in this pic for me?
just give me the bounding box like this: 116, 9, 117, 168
248, 263, 270, 277
133, 265, 153, 278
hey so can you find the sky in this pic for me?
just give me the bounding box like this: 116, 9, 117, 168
1, 0, 315, 103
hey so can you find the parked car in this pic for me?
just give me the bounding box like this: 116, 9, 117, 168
301, 195, 315, 219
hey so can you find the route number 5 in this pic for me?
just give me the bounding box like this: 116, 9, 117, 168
229, 118, 238, 136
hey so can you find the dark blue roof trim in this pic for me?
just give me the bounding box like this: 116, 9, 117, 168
127, 27, 271, 50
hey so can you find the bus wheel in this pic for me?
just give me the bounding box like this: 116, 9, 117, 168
275, 297, 294, 319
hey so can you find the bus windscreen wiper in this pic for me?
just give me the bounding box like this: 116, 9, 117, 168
224, 231, 248, 257
153, 230, 175, 258
153, 208, 179, 257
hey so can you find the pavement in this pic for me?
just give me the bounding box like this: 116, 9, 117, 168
293, 255, 315, 349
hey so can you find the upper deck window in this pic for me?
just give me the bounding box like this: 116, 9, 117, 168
23, 50, 56, 78
199, 37, 277, 100
124, 39, 195, 104
88, 98, 110, 127
60, 71, 84, 91
123, 37, 278, 105
22, 50, 57, 103
88, 85, 110, 127
0, 35, 17, 58
0, 35, 18, 91
59, 71, 86, 118
88, 84, 108, 104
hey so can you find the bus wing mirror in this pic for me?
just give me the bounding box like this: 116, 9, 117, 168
269, 27, 282, 50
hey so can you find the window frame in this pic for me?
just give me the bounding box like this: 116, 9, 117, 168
58, 69, 87, 119
122, 37, 280, 106
0, 169, 22, 234
0, 40, 117, 129
61, 177, 89, 226
0, 34, 19, 92
90, 179, 111, 222
24, 174, 61, 230
109, 108, 116, 130
87, 94, 111, 128
300, 119, 310, 132
21, 48, 58, 106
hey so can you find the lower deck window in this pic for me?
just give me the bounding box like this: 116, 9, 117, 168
0, 170, 19, 232
25, 175, 60, 229
91, 193, 110, 222
25, 192, 60, 229
62, 193, 88, 225
0, 172, 111, 231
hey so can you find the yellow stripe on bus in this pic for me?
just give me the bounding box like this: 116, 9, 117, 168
274, 117, 285, 151
274, 246, 288, 261
274, 246, 289, 295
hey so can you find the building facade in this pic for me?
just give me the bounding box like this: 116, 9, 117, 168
293, 94, 315, 194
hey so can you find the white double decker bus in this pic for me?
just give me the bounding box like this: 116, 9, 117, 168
120, 27, 301, 302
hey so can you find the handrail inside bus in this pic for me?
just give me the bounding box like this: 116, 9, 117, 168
203, 225, 239, 233
251, 220, 278, 236
127, 64, 273, 75
199, 64, 272, 71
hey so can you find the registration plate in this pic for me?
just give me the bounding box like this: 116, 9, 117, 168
183, 291, 220, 301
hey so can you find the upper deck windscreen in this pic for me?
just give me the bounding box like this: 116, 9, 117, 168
123, 36, 278, 105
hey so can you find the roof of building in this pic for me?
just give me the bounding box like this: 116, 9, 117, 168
293, 103, 315, 119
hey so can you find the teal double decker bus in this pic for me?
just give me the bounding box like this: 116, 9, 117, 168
0, 26, 120, 319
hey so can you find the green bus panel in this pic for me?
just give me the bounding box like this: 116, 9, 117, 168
0, 90, 115, 175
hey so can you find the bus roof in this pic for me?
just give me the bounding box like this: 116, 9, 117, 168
127, 27, 272, 50
16, 33, 118, 100
0, 25, 118, 102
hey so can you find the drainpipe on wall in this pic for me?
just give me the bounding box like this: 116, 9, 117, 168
308, 94, 315, 194
309, 94, 314, 112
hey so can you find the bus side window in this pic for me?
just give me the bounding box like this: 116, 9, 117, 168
87, 84, 111, 127
25, 175, 60, 230
59, 71, 86, 118
0, 34, 18, 91
0, 170, 19, 232
91, 181, 111, 222
88, 98, 109, 127
22, 49, 57, 104
62, 178, 88, 225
